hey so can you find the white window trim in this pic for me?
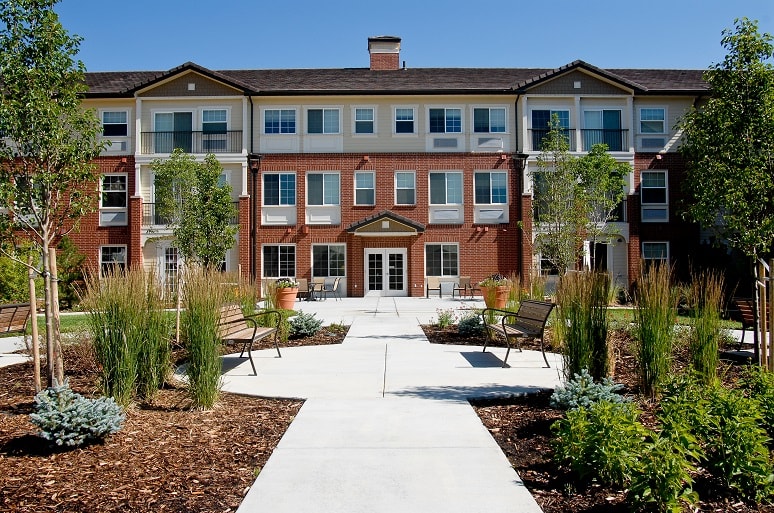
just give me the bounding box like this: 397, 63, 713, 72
311, 243, 347, 278
428, 171, 463, 206
306, 172, 341, 206
262, 172, 297, 207
201, 107, 231, 130
352, 105, 377, 136
638, 106, 667, 135
642, 241, 670, 263
99, 173, 128, 227
426, 106, 464, 134
261, 107, 298, 135
471, 105, 508, 134
640, 169, 669, 223
100, 109, 130, 137
261, 244, 297, 278
394, 170, 416, 206
354, 171, 375, 206
529, 108, 572, 128
99, 245, 127, 275
424, 242, 460, 277
304, 106, 342, 135
392, 105, 418, 136
473, 170, 509, 205
151, 109, 195, 131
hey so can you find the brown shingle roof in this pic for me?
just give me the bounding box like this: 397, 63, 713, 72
83, 62, 709, 97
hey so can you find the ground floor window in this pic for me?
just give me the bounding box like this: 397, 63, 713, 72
100, 245, 126, 276
263, 245, 296, 278
642, 241, 669, 268
312, 244, 345, 277
425, 243, 458, 276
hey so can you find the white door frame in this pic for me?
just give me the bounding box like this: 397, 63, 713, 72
364, 248, 407, 297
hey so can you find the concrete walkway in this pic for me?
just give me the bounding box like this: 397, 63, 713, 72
227, 296, 561, 513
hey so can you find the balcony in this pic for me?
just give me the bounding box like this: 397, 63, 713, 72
528, 129, 630, 152
142, 202, 240, 226
140, 131, 243, 154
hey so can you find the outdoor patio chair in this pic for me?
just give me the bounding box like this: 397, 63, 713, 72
452, 276, 479, 299
426, 276, 442, 298
296, 278, 309, 301
322, 277, 342, 300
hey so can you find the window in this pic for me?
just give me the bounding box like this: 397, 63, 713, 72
429, 108, 461, 133
473, 108, 506, 133
100, 174, 127, 226
263, 245, 295, 278
641, 170, 668, 222
264, 109, 296, 134
395, 172, 416, 205
354, 108, 374, 134
429, 172, 462, 205
474, 172, 507, 204
102, 111, 128, 137
395, 108, 415, 134
307, 108, 340, 134
263, 173, 296, 206
531, 109, 570, 150
154, 112, 192, 153
202, 109, 227, 151
312, 244, 345, 277
642, 242, 669, 267
640, 108, 665, 134
100, 246, 126, 276
163, 247, 179, 297
307, 173, 340, 206
425, 244, 459, 277
354, 172, 375, 205
583, 109, 622, 151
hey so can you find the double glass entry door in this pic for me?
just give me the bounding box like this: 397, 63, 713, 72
365, 249, 407, 296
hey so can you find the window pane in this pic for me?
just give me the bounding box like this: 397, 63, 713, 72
642, 172, 666, 188
395, 108, 414, 133
323, 109, 339, 133
265, 110, 279, 133
425, 245, 441, 276
475, 173, 491, 203
329, 245, 345, 276
491, 172, 507, 203
280, 174, 295, 205
355, 108, 374, 134
429, 109, 444, 133
447, 173, 462, 204
429, 173, 446, 204
642, 189, 666, 204
308, 174, 323, 205
323, 174, 339, 205
203, 110, 227, 122
312, 246, 328, 277
308, 109, 323, 134
446, 109, 461, 133
101, 175, 127, 208
490, 108, 506, 132
264, 175, 279, 205
532, 110, 550, 129
442, 245, 458, 276
473, 109, 489, 133
280, 110, 295, 133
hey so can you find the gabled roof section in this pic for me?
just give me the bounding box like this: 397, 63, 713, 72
347, 210, 425, 235
515, 60, 647, 93
85, 62, 254, 97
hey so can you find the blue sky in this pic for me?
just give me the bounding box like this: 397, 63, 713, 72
55, 0, 773, 72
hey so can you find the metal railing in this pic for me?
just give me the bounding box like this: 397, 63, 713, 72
528, 128, 630, 152
142, 202, 240, 226
140, 130, 243, 154
529, 128, 577, 152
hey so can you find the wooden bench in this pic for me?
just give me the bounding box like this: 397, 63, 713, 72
0, 302, 32, 339
733, 298, 770, 348
481, 300, 555, 368
217, 304, 282, 375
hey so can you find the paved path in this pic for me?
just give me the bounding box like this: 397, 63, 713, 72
227, 296, 560, 513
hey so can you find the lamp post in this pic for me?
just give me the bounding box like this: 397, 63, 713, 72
247, 153, 262, 281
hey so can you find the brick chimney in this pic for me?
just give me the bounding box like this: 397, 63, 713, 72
368, 36, 401, 71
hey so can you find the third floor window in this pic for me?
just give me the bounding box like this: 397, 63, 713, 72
429, 108, 461, 133
307, 108, 340, 134
473, 108, 506, 133
265, 109, 296, 134
102, 111, 128, 137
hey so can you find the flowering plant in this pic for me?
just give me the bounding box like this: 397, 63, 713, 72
274, 277, 299, 288
478, 273, 509, 287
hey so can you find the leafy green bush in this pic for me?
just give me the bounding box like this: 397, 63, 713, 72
549, 369, 628, 410
289, 310, 323, 337
740, 365, 774, 439
552, 400, 647, 486
458, 311, 483, 336
29, 380, 124, 447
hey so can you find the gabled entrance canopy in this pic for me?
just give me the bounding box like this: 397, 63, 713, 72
347, 210, 425, 237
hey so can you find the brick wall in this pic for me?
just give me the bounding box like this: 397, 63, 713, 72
369, 53, 399, 71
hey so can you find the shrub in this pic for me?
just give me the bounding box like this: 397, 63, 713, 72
634, 263, 678, 398
549, 369, 628, 410
434, 308, 457, 328
458, 311, 484, 336
29, 380, 124, 447
289, 310, 323, 337
555, 271, 612, 381
740, 365, 774, 439
552, 400, 647, 486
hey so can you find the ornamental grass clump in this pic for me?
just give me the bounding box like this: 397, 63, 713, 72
30, 380, 124, 448
555, 271, 612, 381
182, 266, 230, 409
634, 263, 678, 398
686, 269, 724, 385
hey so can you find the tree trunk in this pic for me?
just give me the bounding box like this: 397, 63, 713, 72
49, 250, 63, 384
27, 254, 41, 393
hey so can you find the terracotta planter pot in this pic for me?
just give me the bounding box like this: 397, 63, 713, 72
479, 285, 510, 309
274, 287, 298, 310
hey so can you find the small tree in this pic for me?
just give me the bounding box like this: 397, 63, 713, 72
151, 149, 238, 268
679, 18, 774, 361
0, 0, 104, 387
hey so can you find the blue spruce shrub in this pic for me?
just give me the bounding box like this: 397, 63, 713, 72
458, 311, 484, 336
550, 369, 629, 410
29, 380, 125, 447
289, 310, 323, 337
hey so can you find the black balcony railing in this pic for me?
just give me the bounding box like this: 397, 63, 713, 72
140, 131, 243, 154
529, 128, 577, 152
580, 129, 628, 152
142, 202, 240, 226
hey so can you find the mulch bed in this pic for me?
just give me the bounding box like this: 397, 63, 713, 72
2, 323, 772, 512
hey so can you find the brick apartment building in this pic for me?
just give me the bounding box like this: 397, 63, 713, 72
70, 36, 708, 297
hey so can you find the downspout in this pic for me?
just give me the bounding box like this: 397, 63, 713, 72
248, 95, 257, 281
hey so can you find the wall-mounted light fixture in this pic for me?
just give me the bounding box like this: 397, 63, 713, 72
363, 155, 370, 161
247, 153, 263, 281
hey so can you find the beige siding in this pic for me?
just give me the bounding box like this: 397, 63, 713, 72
139, 98, 244, 132
526, 70, 632, 96
634, 97, 694, 152
138, 71, 242, 97
83, 98, 136, 155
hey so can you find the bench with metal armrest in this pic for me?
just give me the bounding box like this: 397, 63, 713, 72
481, 300, 555, 368
217, 304, 282, 375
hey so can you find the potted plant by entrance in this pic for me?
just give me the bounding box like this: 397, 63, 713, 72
478, 273, 511, 309
273, 278, 299, 310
